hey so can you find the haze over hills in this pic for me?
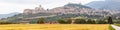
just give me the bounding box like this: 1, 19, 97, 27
86, 0, 120, 10
0, 12, 19, 19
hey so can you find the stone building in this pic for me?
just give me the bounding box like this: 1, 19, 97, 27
23, 9, 33, 15
23, 5, 46, 15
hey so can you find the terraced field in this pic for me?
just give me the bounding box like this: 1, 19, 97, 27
0, 24, 109, 30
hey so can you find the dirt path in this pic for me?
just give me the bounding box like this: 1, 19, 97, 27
111, 25, 120, 30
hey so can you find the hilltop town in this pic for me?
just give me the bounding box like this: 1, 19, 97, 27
23, 3, 120, 17
1, 3, 120, 24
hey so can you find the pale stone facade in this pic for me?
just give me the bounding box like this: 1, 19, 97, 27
23, 5, 46, 15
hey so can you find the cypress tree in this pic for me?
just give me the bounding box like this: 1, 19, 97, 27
108, 16, 113, 24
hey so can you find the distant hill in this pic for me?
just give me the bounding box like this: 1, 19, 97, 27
86, 0, 120, 10
2, 3, 94, 22
0, 12, 20, 19
4, 3, 119, 23
64, 3, 91, 9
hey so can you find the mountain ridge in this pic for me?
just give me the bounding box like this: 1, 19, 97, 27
86, 0, 120, 10
0, 12, 20, 19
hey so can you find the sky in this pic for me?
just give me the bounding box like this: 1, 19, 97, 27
0, 0, 104, 14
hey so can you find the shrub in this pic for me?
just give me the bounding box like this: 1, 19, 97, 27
97, 20, 108, 24
86, 19, 96, 24
74, 19, 86, 24
66, 20, 72, 24
0, 21, 18, 24
37, 18, 45, 24
57, 19, 67, 24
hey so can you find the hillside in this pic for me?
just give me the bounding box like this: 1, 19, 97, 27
0, 12, 19, 19
2, 3, 94, 22
86, 0, 120, 10
64, 3, 91, 9
3, 3, 120, 23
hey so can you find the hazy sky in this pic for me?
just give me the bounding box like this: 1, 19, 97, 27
0, 0, 104, 14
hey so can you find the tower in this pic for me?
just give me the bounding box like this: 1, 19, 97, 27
39, 5, 42, 7
35, 5, 44, 10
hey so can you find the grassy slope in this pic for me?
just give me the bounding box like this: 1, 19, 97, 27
109, 25, 115, 30
115, 24, 120, 26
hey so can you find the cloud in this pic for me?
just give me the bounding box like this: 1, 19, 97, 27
0, 2, 37, 14
106, 0, 120, 2
0, 0, 103, 14
0, 0, 39, 5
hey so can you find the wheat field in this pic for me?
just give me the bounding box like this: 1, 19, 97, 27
0, 24, 109, 30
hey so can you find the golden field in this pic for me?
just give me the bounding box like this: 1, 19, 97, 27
0, 24, 109, 30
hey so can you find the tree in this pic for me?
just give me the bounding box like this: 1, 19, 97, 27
57, 19, 66, 24
0, 20, 18, 24
66, 20, 72, 24
37, 18, 45, 24
74, 19, 86, 24
86, 19, 96, 24
108, 16, 113, 24
97, 20, 108, 24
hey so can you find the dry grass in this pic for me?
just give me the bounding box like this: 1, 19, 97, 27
0, 24, 109, 30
